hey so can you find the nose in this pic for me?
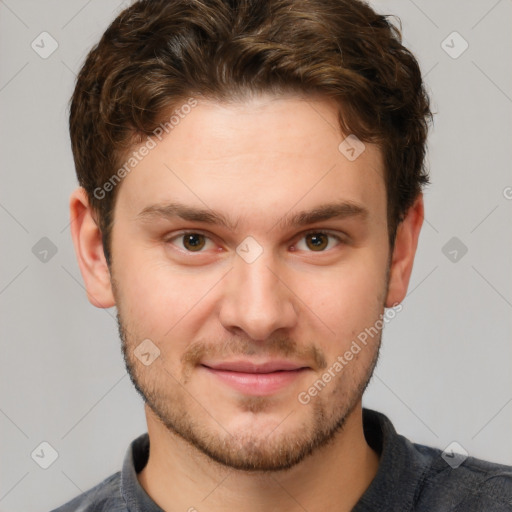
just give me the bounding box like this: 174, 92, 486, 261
218, 249, 298, 341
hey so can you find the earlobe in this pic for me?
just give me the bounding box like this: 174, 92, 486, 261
69, 187, 116, 309
385, 194, 424, 308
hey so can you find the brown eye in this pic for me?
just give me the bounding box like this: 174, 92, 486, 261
305, 232, 329, 251
166, 232, 214, 252
294, 231, 343, 252
182, 233, 206, 251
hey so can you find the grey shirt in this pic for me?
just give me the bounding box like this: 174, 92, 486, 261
50, 408, 512, 511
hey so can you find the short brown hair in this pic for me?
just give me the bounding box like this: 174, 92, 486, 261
69, 0, 433, 266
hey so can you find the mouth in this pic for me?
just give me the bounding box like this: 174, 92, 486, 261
199, 360, 311, 396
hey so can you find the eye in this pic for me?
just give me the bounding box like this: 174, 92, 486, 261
165, 230, 345, 254
293, 230, 344, 252
166, 232, 216, 252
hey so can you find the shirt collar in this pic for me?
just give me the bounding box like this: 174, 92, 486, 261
120, 431, 164, 512
120, 408, 430, 511
353, 408, 433, 511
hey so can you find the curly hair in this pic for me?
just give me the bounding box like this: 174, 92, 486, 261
69, 0, 433, 266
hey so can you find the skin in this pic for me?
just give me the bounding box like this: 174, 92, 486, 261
70, 93, 423, 512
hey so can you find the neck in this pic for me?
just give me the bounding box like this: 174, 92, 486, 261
137, 402, 380, 512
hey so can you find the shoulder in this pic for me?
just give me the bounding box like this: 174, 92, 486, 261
413, 443, 512, 511
360, 409, 512, 511
49, 471, 126, 512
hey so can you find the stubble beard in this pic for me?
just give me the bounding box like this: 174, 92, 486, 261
112, 262, 389, 473
117, 314, 382, 473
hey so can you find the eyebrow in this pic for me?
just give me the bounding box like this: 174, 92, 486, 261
136, 200, 369, 231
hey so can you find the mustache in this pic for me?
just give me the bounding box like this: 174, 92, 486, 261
181, 336, 328, 371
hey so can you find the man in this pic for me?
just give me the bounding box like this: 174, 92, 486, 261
52, 0, 512, 510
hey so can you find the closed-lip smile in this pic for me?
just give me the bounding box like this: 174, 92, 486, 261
201, 359, 310, 373
200, 359, 311, 396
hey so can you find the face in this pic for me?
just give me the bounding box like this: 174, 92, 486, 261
109, 94, 392, 471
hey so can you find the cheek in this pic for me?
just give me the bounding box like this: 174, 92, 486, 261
115, 236, 386, 350
296, 252, 385, 327
115, 251, 221, 345
289, 255, 386, 378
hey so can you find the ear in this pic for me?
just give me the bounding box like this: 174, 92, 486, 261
385, 193, 424, 307
69, 187, 116, 308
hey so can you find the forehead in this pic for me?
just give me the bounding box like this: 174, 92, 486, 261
116, 94, 386, 228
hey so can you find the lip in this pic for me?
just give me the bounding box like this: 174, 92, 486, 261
200, 360, 311, 396
202, 359, 309, 373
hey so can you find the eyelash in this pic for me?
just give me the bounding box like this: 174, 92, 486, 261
294, 229, 345, 251
165, 229, 345, 254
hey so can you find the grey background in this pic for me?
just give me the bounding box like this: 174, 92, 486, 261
0, 0, 511, 510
